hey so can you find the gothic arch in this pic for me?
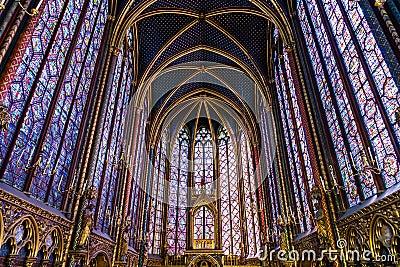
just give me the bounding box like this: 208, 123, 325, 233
111, 0, 294, 50
345, 226, 368, 255
188, 254, 220, 267
147, 89, 259, 149
132, 45, 268, 108
7, 215, 39, 257
370, 215, 398, 257
39, 226, 64, 261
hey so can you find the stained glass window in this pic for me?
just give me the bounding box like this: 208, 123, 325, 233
89, 42, 133, 234
148, 130, 167, 254
130, 99, 149, 248
93, 51, 123, 232
193, 206, 214, 240
166, 127, 189, 256
129, 108, 147, 247
296, 5, 364, 205
273, 32, 314, 231
297, 0, 400, 206
0, 0, 108, 209
147, 124, 261, 257
259, 106, 280, 232
240, 133, 260, 257
218, 126, 241, 256
194, 127, 214, 194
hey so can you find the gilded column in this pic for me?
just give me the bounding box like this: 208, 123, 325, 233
66, 44, 119, 266
114, 107, 142, 266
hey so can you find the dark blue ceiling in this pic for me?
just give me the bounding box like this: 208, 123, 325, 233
132, 0, 276, 84
131, 0, 278, 125
124, 0, 277, 14
146, 0, 258, 13
208, 12, 269, 73
143, 20, 259, 79
137, 13, 195, 75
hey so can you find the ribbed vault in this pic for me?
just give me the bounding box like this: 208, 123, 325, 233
117, 0, 288, 162
110, 0, 295, 104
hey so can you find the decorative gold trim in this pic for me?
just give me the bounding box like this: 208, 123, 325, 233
0, 189, 72, 228
107, 14, 116, 21
148, 91, 257, 148
148, 66, 259, 140
110, 0, 295, 50
134, 45, 268, 108
0, 105, 11, 132
337, 191, 400, 227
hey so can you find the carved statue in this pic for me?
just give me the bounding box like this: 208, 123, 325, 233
314, 202, 329, 248
277, 215, 289, 253
121, 232, 129, 260
78, 204, 94, 248
278, 229, 289, 253
310, 185, 330, 248
377, 223, 394, 248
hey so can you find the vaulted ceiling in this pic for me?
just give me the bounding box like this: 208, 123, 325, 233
112, 0, 295, 144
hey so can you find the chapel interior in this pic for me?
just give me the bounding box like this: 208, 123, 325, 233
0, 0, 399, 266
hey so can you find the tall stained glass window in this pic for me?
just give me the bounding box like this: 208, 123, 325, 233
259, 103, 280, 236
297, 0, 400, 206
240, 133, 261, 257
166, 127, 189, 255
128, 98, 148, 247
218, 127, 241, 255
148, 130, 167, 254
193, 206, 215, 240
275, 54, 313, 231
151, 124, 261, 258
92, 51, 123, 233
91, 43, 133, 235
0, 0, 108, 209
194, 127, 214, 194
273, 26, 316, 232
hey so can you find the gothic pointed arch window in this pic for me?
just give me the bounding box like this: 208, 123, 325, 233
148, 129, 168, 254
193, 206, 215, 240
149, 124, 261, 257
217, 126, 241, 255
194, 127, 214, 195
0, 0, 108, 209
273, 28, 314, 232
240, 132, 261, 257
166, 127, 189, 256
297, 0, 400, 206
